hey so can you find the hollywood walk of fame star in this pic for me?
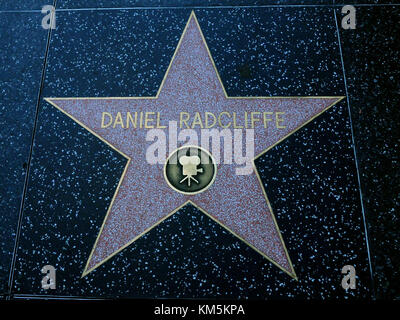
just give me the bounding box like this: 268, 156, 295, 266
45, 12, 344, 279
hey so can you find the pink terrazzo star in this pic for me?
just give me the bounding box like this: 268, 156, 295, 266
46, 12, 343, 278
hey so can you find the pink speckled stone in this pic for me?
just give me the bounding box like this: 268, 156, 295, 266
48, 14, 342, 277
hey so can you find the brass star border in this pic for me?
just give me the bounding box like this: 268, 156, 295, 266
45, 11, 345, 280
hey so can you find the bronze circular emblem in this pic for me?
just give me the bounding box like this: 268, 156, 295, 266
164, 146, 217, 195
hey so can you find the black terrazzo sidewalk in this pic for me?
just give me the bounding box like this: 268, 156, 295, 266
0, 1, 398, 300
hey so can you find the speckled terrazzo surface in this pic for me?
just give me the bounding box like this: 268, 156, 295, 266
0, 1, 334, 11
0, 1, 49, 11
56, 1, 334, 10
0, 3, 398, 300
337, 6, 400, 300
0, 12, 48, 294
2, 1, 397, 11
